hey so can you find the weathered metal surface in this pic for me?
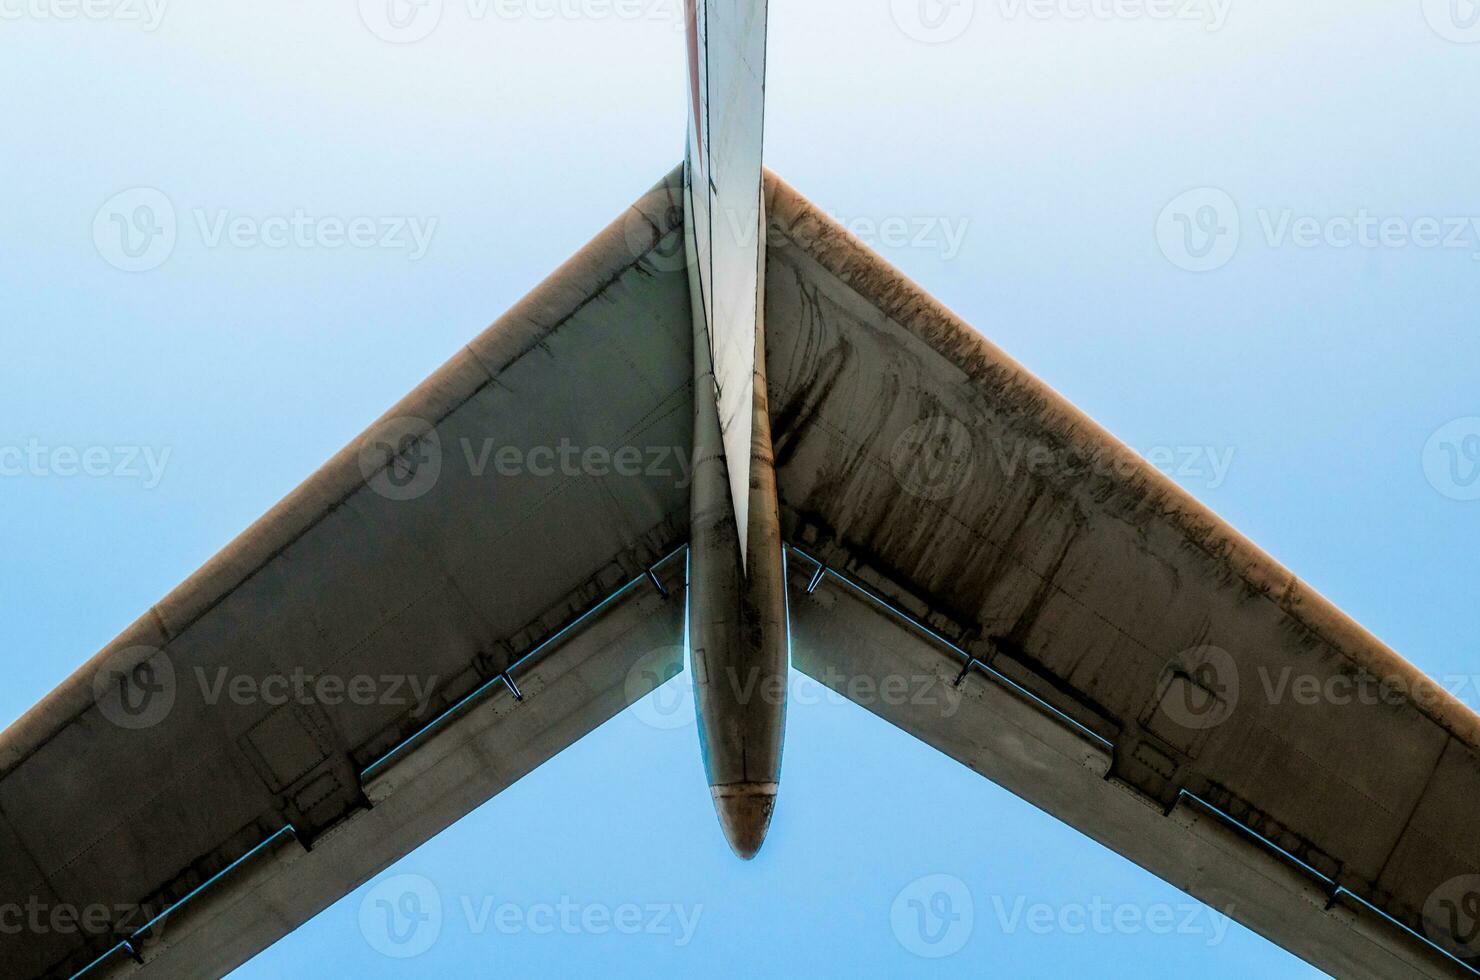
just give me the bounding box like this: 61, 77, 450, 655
0, 169, 695, 979
787, 557, 1465, 979
685, 278, 787, 859
97, 565, 687, 979
763, 169, 1480, 975
683, 0, 787, 860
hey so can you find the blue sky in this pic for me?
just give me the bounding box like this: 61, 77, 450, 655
3, 1, 1479, 976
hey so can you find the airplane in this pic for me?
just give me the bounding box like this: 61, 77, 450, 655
3, 0, 1479, 976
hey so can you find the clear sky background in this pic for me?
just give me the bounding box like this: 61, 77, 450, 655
3, 1, 1480, 976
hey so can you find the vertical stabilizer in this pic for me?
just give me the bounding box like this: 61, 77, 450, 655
683, 0, 768, 565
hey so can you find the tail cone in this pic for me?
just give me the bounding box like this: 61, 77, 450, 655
711, 783, 778, 860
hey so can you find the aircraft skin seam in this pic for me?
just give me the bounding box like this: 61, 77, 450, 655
361, 545, 687, 780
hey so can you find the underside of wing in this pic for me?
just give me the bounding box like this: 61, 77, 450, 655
0, 169, 695, 979
762, 170, 1480, 978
